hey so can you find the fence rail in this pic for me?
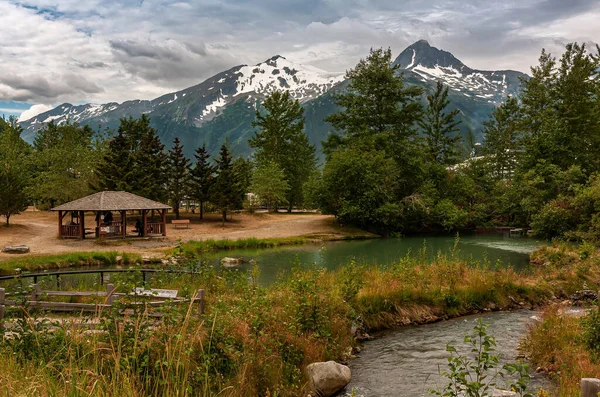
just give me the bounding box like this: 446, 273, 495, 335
0, 268, 199, 285
0, 283, 206, 328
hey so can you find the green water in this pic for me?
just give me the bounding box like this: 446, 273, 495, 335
206, 234, 547, 285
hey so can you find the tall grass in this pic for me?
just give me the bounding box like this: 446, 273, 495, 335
1, 242, 600, 395
0, 252, 142, 275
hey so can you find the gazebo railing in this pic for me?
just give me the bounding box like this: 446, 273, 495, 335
60, 224, 81, 239
97, 222, 124, 238
146, 222, 165, 235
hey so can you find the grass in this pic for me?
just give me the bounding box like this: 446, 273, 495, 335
0, 252, 142, 275
522, 306, 600, 397
1, 240, 599, 395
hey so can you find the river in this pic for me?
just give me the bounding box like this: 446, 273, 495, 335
344, 310, 553, 396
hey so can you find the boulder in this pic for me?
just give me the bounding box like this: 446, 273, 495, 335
306, 361, 351, 397
569, 290, 598, 302
581, 378, 600, 397
2, 245, 30, 254
221, 257, 243, 267
492, 391, 517, 397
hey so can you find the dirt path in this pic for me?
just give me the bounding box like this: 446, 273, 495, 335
0, 209, 373, 260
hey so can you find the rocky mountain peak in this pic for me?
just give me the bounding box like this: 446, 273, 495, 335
394, 40, 467, 71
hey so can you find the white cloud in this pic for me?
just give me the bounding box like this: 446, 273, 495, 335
18, 104, 54, 121
1, 0, 598, 108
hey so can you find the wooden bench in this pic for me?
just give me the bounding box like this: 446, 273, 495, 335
171, 219, 190, 229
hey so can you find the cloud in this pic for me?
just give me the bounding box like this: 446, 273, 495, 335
1, 0, 599, 108
18, 104, 53, 121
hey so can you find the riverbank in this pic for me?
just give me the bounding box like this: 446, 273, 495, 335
0, 242, 596, 395
523, 304, 600, 396
0, 209, 375, 261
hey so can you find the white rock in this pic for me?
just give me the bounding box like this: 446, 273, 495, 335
2, 245, 29, 254
492, 391, 517, 397
306, 361, 351, 397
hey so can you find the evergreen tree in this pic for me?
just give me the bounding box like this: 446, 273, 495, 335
167, 137, 191, 219
212, 143, 239, 225
96, 115, 167, 201
232, 157, 253, 209
319, 48, 426, 233
32, 121, 103, 206
250, 91, 316, 212
419, 80, 462, 165
324, 47, 423, 155
190, 144, 214, 220
250, 161, 289, 212
482, 96, 523, 179
520, 43, 600, 173
95, 131, 133, 191
0, 117, 30, 225
136, 128, 167, 202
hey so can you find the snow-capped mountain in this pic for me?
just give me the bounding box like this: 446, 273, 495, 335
20, 56, 343, 141
394, 40, 526, 104
19, 40, 529, 159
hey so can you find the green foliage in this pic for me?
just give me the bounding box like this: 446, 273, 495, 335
0, 117, 30, 224
251, 91, 316, 211
582, 307, 600, 360
482, 96, 523, 180
420, 80, 462, 165
189, 144, 214, 219
31, 120, 103, 206
249, 160, 290, 211
431, 319, 533, 397
96, 115, 167, 201
166, 137, 191, 219
211, 142, 241, 224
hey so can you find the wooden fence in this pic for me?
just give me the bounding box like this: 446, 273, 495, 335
0, 269, 205, 328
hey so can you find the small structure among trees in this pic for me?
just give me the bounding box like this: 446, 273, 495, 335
52, 191, 171, 239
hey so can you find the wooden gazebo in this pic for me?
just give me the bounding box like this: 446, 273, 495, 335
52, 191, 171, 239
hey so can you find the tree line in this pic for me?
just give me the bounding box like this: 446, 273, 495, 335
1, 41, 599, 240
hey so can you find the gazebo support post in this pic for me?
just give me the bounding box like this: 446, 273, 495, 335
142, 210, 148, 238
80, 211, 85, 239
161, 209, 167, 236
96, 211, 101, 239
57, 211, 62, 237
121, 211, 126, 238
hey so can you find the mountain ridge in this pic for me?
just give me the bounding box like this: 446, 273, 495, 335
19, 40, 529, 159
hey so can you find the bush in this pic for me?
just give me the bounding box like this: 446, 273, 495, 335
531, 200, 575, 239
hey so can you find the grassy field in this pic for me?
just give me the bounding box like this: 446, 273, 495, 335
0, 242, 598, 396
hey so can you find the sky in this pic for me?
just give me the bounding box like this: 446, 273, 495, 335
1, 0, 599, 120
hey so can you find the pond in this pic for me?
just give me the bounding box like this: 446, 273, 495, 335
206, 234, 547, 285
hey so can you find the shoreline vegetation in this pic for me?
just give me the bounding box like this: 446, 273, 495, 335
0, 241, 598, 395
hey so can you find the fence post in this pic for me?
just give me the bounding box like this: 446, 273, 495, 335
31, 284, 41, 302
106, 284, 115, 306
581, 378, 600, 397
197, 289, 205, 315
0, 288, 5, 330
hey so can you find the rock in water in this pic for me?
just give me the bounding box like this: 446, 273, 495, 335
306, 361, 351, 397
2, 245, 30, 254
492, 391, 517, 397
221, 257, 243, 267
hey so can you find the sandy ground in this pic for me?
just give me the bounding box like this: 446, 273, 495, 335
0, 209, 372, 260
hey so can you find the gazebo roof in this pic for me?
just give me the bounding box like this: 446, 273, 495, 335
51, 191, 171, 212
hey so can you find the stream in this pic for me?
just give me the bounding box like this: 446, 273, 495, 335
344, 310, 553, 396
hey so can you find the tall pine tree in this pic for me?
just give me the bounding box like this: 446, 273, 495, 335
190, 144, 214, 220
212, 142, 238, 225
419, 80, 462, 165
167, 137, 191, 219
